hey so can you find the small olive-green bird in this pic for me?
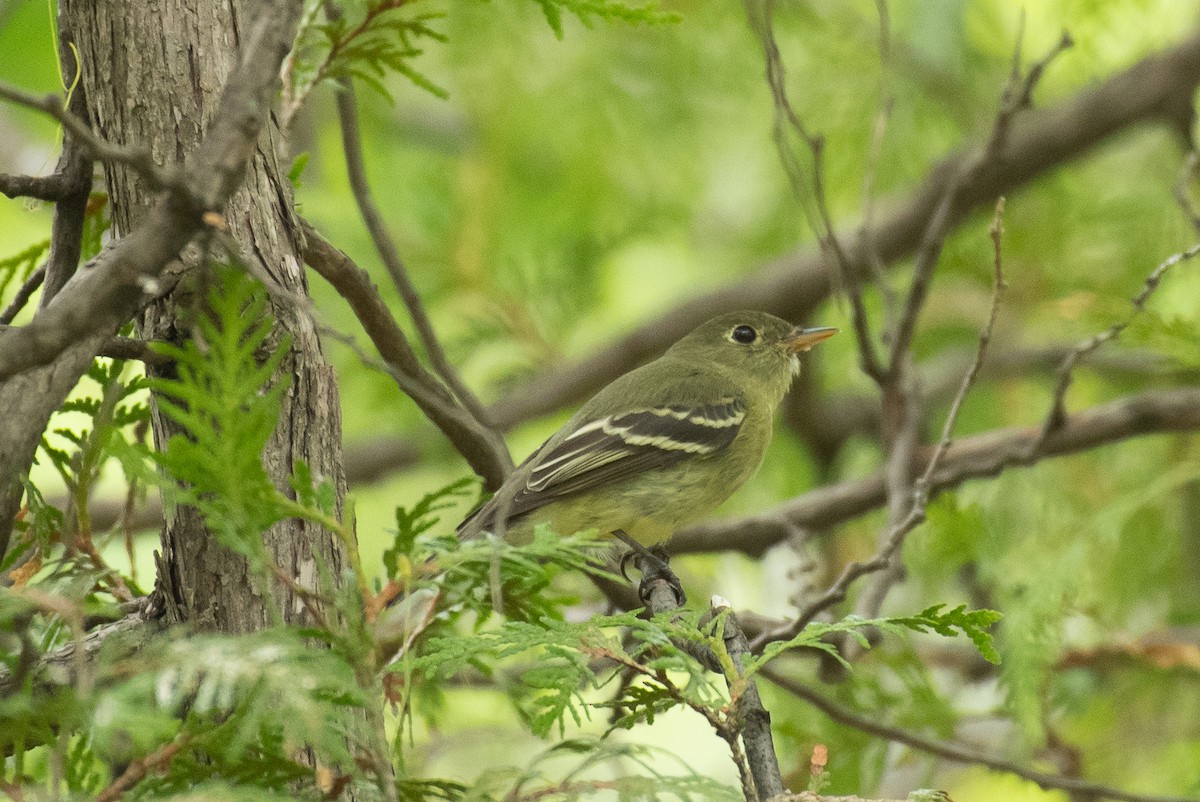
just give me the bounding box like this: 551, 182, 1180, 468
458, 311, 837, 546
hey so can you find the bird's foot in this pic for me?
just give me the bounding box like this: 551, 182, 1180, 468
610, 530, 686, 608
637, 543, 686, 608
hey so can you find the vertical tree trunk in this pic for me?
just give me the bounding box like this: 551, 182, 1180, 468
61, 0, 348, 632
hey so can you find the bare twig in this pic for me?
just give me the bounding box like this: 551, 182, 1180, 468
97, 335, 172, 366
743, 0, 886, 383
0, 173, 75, 202
1172, 151, 1200, 233
754, 198, 1003, 650
761, 667, 1196, 802
850, 197, 1009, 624
317, 322, 488, 440
916, 198, 1008, 490
0, 82, 180, 195
38, 34, 94, 309
1034, 241, 1200, 449
859, 0, 899, 320
0, 266, 45, 325
95, 733, 192, 802
839, 28, 1069, 650
331, 81, 511, 472
887, 29, 1071, 376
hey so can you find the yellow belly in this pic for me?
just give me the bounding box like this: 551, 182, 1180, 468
504, 455, 744, 546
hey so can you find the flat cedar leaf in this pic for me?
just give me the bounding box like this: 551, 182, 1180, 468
140, 266, 301, 560
750, 605, 1002, 675
530, 0, 681, 37
0, 240, 50, 299
396, 778, 468, 802
290, 459, 317, 508
287, 151, 310, 188
385, 477, 476, 574
60, 398, 101, 416
891, 604, 1003, 664
537, 0, 565, 38
112, 403, 150, 428
52, 428, 86, 447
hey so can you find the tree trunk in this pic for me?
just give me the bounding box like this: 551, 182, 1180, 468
61, 0, 348, 632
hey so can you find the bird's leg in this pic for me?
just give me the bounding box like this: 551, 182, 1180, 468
609, 529, 686, 607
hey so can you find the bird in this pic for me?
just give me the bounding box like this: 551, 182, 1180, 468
457, 311, 837, 550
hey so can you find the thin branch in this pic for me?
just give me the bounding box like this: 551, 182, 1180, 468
917, 198, 1008, 494
841, 29, 1070, 653
0, 81, 180, 195
1035, 241, 1200, 446
0, 266, 45, 324
751, 201, 1006, 649
37, 32, 94, 309
743, 0, 886, 383
674, 385, 1200, 557
97, 335, 173, 367
95, 733, 192, 802
301, 221, 511, 489
1172, 151, 1200, 233
641, 572, 781, 801
0, 173, 75, 202
761, 667, 1196, 802
330, 81, 512, 476
886, 30, 1071, 376
332, 82, 509, 457
858, 0, 899, 321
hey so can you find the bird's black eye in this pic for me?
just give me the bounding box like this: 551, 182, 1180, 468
731, 325, 758, 344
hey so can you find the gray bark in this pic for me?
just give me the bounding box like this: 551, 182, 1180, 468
61, 0, 348, 633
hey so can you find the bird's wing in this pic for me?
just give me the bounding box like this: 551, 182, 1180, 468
459, 396, 746, 535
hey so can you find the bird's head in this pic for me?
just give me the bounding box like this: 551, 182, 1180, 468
667, 310, 838, 402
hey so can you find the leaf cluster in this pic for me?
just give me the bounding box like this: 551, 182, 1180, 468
0, 239, 47, 304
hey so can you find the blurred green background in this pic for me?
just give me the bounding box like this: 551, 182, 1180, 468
3, 0, 1200, 797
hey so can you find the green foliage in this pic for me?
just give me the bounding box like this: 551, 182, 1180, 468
92, 628, 366, 766
529, 0, 680, 39
144, 267, 294, 563
406, 571, 1000, 744
386, 498, 621, 623
748, 605, 1002, 678
1, 480, 62, 573
383, 475, 475, 576
0, 239, 47, 305
287, 0, 450, 109
890, 605, 1003, 665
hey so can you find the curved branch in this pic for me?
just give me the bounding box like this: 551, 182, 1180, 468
301, 223, 512, 490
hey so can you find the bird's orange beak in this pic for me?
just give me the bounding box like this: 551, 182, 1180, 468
784, 326, 838, 353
